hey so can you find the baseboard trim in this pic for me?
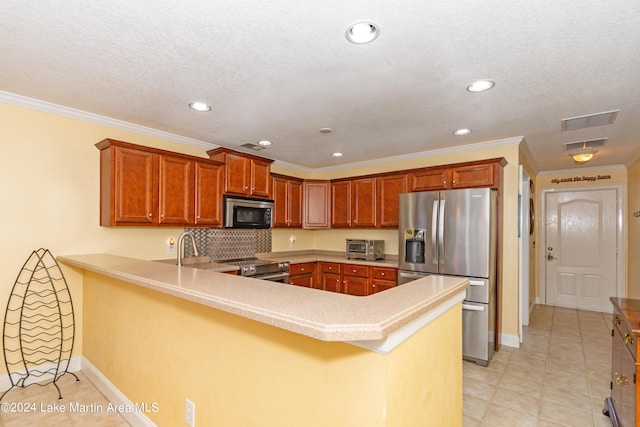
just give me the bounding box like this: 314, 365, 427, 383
81, 357, 157, 427
500, 333, 520, 349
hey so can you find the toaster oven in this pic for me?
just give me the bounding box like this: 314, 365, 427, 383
346, 239, 385, 261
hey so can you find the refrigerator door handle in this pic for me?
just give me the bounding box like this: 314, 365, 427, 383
462, 303, 486, 312
439, 199, 446, 265
431, 200, 438, 265
469, 280, 485, 287
399, 272, 430, 280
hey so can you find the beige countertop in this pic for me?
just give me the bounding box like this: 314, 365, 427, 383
58, 253, 467, 352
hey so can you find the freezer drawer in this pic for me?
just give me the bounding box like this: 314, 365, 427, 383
466, 278, 491, 304
462, 301, 495, 366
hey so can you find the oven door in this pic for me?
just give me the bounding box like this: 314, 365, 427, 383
253, 272, 290, 283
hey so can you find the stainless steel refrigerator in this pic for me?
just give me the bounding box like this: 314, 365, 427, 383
398, 188, 497, 366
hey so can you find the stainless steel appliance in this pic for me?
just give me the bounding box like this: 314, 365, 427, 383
398, 188, 497, 366
224, 196, 274, 229
346, 239, 385, 261
222, 258, 290, 282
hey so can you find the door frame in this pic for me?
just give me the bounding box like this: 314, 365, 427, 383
538, 183, 626, 310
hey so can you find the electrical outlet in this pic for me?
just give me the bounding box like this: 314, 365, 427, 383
185, 399, 195, 427
289, 235, 296, 248
167, 238, 175, 255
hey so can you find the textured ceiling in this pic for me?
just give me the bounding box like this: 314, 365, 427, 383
1, 0, 639, 172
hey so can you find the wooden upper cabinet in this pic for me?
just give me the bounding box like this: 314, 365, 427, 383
451, 163, 496, 189
207, 148, 274, 199
351, 177, 376, 227
158, 155, 195, 226
331, 180, 352, 227
408, 167, 451, 192
303, 180, 331, 229
195, 161, 224, 226
272, 174, 302, 228
376, 173, 407, 228
97, 138, 225, 227
105, 145, 158, 225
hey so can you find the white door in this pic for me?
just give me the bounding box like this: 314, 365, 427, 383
545, 189, 617, 311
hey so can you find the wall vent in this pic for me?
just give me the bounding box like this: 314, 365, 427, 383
564, 138, 607, 151
561, 110, 618, 131
240, 143, 265, 151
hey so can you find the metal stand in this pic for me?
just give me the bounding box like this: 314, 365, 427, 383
1, 249, 78, 401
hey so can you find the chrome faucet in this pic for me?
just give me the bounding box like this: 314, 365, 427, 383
177, 232, 199, 267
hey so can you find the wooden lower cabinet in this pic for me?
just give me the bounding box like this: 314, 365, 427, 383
370, 267, 397, 294
320, 262, 342, 293
342, 264, 370, 296
608, 298, 640, 426
289, 262, 318, 288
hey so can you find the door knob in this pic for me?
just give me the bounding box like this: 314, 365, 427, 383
547, 253, 555, 261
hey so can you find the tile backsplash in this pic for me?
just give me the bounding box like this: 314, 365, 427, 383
184, 228, 271, 260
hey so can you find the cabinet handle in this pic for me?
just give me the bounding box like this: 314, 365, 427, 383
301, 268, 305, 272
353, 269, 357, 273
443, 180, 447, 185
381, 272, 385, 276
244, 186, 249, 190
328, 266, 332, 270
372, 284, 376, 288
453, 180, 456, 184
196, 216, 201, 219
148, 213, 153, 217
161, 214, 165, 218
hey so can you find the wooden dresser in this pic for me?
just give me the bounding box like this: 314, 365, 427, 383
606, 297, 640, 426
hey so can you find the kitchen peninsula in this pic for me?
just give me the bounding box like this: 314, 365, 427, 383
59, 254, 468, 427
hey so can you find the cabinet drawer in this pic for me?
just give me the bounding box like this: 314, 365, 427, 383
321, 262, 341, 274
613, 313, 637, 361
370, 267, 396, 281
343, 264, 369, 278
290, 262, 316, 276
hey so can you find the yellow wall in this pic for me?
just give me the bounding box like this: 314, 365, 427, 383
0, 102, 209, 373
83, 270, 462, 427
628, 159, 640, 298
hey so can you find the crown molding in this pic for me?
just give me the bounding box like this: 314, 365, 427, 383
0, 91, 218, 151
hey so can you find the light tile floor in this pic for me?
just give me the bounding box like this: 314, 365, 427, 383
0, 371, 129, 426
464, 304, 614, 426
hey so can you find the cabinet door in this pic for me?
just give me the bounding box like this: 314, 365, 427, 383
111, 147, 158, 225
331, 181, 351, 227
322, 272, 342, 293
195, 161, 223, 226
376, 173, 407, 228
272, 176, 289, 228
158, 155, 195, 225
290, 273, 315, 288
370, 280, 396, 294
343, 276, 369, 296
287, 179, 303, 227
408, 168, 451, 191
303, 181, 331, 229
251, 159, 272, 198
451, 163, 495, 189
351, 177, 376, 227
224, 153, 250, 195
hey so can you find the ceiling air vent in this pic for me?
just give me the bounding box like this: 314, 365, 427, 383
240, 143, 265, 151
564, 138, 607, 151
561, 110, 618, 131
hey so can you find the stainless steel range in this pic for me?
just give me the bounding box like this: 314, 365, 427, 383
221, 258, 290, 283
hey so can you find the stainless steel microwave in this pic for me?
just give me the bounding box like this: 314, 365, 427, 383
224, 196, 274, 229
346, 239, 385, 260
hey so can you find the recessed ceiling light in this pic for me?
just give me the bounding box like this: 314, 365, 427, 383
466, 80, 495, 93
454, 128, 472, 136
189, 102, 211, 112
346, 21, 379, 44
331, 152, 344, 157
319, 128, 333, 134
257, 140, 272, 146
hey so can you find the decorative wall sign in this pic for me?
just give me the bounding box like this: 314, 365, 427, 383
549, 174, 612, 185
